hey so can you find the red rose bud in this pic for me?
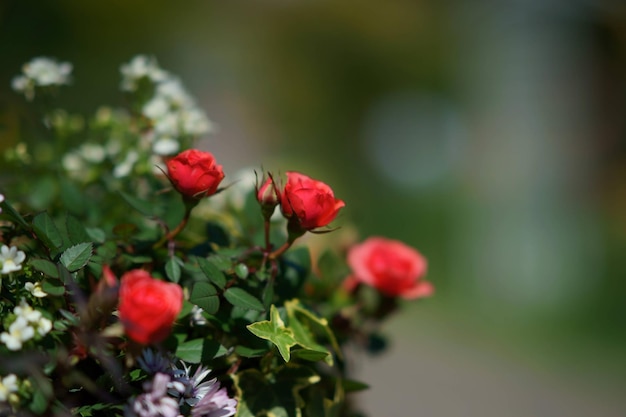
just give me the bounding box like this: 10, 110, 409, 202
346, 237, 433, 300
166, 149, 225, 200
118, 269, 183, 344
257, 175, 280, 219
280, 171, 345, 232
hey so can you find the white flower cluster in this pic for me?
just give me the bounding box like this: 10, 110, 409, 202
0, 374, 19, 403
0, 300, 52, 351
0, 245, 25, 275
11, 57, 72, 101
121, 55, 214, 156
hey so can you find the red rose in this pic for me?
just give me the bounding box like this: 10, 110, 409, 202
166, 149, 225, 199
346, 237, 433, 299
118, 270, 183, 344
280, 171, 345, 230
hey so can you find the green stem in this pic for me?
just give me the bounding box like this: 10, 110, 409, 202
153, 207, 192, 249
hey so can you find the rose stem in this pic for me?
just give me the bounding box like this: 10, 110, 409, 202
153, 206, 192, 249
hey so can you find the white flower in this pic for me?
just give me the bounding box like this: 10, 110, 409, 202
23, 57, 72, 86
36, 317, 52, 337
155, 78, 193, 108
62, 152, 83, 170
120, 55, 168, 92
153, 113, 180, 137
113, 151, 139, 178
14, 299, 42, 323
12, 57, 72, 100
143, 96, 170, 120
78, 143, 106, 163
0, 245, 26, 274
0, 193, 4, 214
0, 374, 19, 402
25, 282, 47, 298
0, 317, 35, 351
181, 108, 213, 136
152, 138, 180, 156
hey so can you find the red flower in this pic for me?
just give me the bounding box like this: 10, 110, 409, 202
166, 149, 225, 199
346, 237, 433, 299
257, 176, 280, 208
280, 172, 345, 230
118, 270, 183, 344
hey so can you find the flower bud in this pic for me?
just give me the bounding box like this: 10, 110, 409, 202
165, 149, 225, 200
256, 176, 280, 220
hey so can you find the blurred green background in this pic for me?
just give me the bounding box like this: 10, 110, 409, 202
2, 1, 626, 415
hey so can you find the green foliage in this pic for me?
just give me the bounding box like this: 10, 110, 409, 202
0, 54, 423, 417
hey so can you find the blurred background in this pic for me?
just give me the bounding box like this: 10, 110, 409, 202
2, 0, 626, 415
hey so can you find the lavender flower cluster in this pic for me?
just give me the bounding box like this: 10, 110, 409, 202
127, 350, 237, 417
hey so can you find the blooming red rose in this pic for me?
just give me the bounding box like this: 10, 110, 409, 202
166, 149, 225, 199
118, 269, 183, 344
346, 237, 433, 299
280, 171, 345, 230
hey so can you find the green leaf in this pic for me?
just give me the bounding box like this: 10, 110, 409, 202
41, 279, 65, 296
285, 299, 342, 362
247, 305, 296, 362
85, 227, 106, 244
165, 256, 182, 283
207, 254, 232, 271
32, 212, 64, 250
341, 379, 370, 393
176, 338, 228, 364
234, 345, 269, 358
196, 257, 227, 289
317, 249, 350, 283
224, 287, 264, 311
0, 198, 29, 229
65, 214, 92, 245
190, 283, 220, 315
60, 242, 93, 272
234, 365, 321, 417
291, 348, 330, 363
119, 191, 157, 216
29, 259, 59, 279
234, 263, 249, 279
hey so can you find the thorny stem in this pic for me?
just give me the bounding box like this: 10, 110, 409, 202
152, 206, 192, 250
268, 240, 292, 260
263, 218, 271, 252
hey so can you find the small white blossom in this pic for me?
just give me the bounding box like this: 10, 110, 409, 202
12, 57, 72, 100
62, 152, 84, 171
181, 108, 213, 136
113, 151, 139, 178
78, 143, 106, 163
0, 317, 35, 351
0, 245, 26, 274
36, 317, 52, 337
190, 306, 208, 327
143, 96, 170, 120
0, 193, 4, 214
0, 374, 19, 402
25, 282, 47, 298
152, 138, 180, 156
14, 299, 42, 323
120, 55, 168, 92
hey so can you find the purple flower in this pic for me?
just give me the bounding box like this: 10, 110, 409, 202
190, 383, 237, 417
126, 373, 181, 417
138, 349, 172, 375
